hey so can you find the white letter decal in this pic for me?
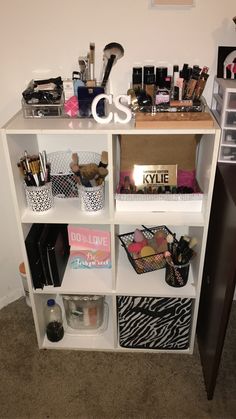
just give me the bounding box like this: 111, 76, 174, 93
114, 95, 132, 124
91, 94, 113, 124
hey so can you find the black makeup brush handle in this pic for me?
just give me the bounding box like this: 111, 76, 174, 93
101, 54, 116, 88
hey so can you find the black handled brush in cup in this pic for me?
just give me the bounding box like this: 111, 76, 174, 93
101, 42, 124, 89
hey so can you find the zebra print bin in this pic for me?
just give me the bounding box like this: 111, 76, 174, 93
117, 296, 193, 350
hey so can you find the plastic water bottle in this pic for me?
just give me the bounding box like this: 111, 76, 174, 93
45, 299, 64, 342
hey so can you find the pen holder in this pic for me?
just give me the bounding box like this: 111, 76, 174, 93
77, 85, 106, 118
24, 182, 54, 212
165, 261, 190, 288
79, 184, 105, 212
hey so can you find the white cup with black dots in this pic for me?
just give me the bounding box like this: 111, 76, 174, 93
24, 182, 54, 212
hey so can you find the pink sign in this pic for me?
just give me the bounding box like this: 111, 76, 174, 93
68, 226, 110, 252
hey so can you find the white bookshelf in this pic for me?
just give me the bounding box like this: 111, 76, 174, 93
2, 110, 220, 353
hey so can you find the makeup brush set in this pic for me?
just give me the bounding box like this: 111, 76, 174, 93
74, 42, 124, 118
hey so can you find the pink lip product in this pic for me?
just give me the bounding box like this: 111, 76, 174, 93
201, 66, 209, 76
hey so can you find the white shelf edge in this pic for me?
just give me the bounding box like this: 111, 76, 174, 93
34, 254, 113, 295
116, 247, 196, 299
42, 298, 115, 350
114, 211, 205, 227
21, 196, 111, 224
4, 110, 219, 135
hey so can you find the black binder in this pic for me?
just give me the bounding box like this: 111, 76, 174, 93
25, 224, 45, 289
25, 223, 70, 289
44, 224, 70, 287
38, 224, 53, 286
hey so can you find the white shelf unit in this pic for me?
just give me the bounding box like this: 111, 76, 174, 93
211, 77, 236, 163
1, 110, 220, 354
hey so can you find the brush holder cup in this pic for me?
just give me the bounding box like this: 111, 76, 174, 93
79, 184, 105, 212
24, 182, 54, 212
77, 85, 106, 118
165, 261, 190, 288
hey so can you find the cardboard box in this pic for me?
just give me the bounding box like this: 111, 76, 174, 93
116, 134, 203, 212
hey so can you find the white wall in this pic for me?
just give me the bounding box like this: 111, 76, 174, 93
0, 0, 235, 307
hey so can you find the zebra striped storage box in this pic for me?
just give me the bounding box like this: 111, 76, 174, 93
117, 296, 193, 350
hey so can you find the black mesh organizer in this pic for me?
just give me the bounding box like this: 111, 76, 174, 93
118, 225, 176, 275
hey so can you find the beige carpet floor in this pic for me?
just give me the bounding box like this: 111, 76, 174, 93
0, 298, 235, 419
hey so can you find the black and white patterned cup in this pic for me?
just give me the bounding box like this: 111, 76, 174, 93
165, 262, 190, 287
79, 184, 104, 212
25, 182, 54, 212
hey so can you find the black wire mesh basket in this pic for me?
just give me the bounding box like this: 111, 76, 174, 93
118, 225, 175, 275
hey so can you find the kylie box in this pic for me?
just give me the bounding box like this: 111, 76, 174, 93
67, 225, 111, 269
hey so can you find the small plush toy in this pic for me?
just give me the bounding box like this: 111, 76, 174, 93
70, 152, 108, 187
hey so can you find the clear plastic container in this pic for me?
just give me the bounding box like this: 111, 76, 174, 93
45, 299, 64, 342
63, 295, 105, 330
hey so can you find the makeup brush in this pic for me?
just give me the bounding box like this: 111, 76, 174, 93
89, 42, 95, 80
180, 237, 198, 264
101, 42, 124, 89
78, 57, 88, 82
70, 153, 80, 174
87, 43, 96, 87
98, 151, 108, 168
188, 237, 198, 249
166, 233, 174, 253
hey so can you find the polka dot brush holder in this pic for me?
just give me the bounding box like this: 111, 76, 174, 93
24, 182, 54, 212
79, 184, 105, 212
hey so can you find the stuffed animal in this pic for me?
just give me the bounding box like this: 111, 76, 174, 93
70, 152, 108, 187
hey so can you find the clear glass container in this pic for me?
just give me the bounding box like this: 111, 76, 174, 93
63, 295, 105, 330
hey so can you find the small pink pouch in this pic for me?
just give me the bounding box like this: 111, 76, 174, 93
64, 95, 78, 117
